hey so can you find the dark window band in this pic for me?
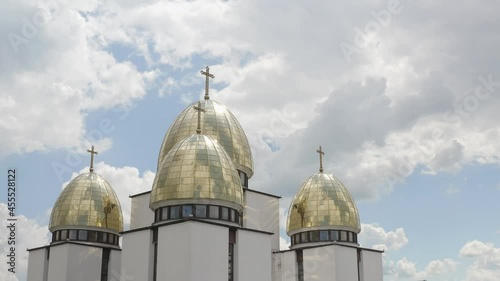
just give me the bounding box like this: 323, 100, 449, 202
154, 204, 241, 225
291, 230, 358, 246
51, 229, 119, 246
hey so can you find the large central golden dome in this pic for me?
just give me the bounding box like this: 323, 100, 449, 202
157, 99, 254, 178
287, 172, 360, 236
49, 172, 123, 234
151, 133, 244, 211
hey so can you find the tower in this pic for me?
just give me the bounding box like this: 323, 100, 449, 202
27, 146, 123, 281
272, 146, 382, 281
120, 67, 278, 281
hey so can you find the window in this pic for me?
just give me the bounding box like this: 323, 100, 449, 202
100, 232, 108, 243
152, 228, 158, 281
228, 229, 236, 281
101, 248, 110, 281
182, 205, 193, 218
170, 206, 180, 219
88, 231, 98, 242
195, 205, 207, 218
228, 243, 234, 281
69, 230, 78, 240
60, 230, 68, 240
161, 207, 168, 221
155, 209, 160, 222
230, 209, 236, 222
320, 230, 329, 241
300, 232, 308, 243
309, 231, 319, 242
297, 250, 304, 281
238, 170, 248, 187
78, 230, 88, 241
109, 235, 115, 245
221, 207, 229, 220
330, 230, 339, 241
209, 206, 219, 219
340, 231, 347, 241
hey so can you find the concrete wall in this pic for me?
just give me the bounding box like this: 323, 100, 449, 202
303, 245, 338, 281
66, 244, 102, 281
27, 248, 47, 281
243, 190, 280, 251
130, 192, 154, 229
157, 221, 228, 281
236, 229, 272, 281
273, 245, 383, 281
360, 250, 383, 281
47, 244, 68, 281
333, 245, 358, 281
272, 251, 297, 281
46, 243, 102, 281
121, 229, 153, 281
109, 249, 122, 281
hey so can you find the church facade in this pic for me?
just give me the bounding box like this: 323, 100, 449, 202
27, 67, 383, 281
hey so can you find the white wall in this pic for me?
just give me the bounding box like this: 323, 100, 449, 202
47, 244, 68, 281
66, 244, 102, 281
303, 245, 338, 281
244, 190, 280, 251
109, 249, 122, 281
236, 229, 272, 281
46, 243, 102, 281
157, 221, 228, 281
360, 250, 383, 281
273, 244, 382, 281
333, 245, 358, 281
272, 251, 297, 281
130, 192, 154, 229
27, 248, 47, 281
121, 229, 153, 281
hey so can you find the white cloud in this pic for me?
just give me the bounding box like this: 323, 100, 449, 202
460, 240, 500, 281
359, 223, 408, 252
0, 204, 50, 281
279, 236, 290, 251
0, 1, 149, 157
424, 258, 456, 276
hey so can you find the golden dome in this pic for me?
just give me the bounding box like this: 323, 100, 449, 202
157, 99, 254, 178
49, 172, 123, 234
286, 172, 360, 236
150, 134, 244, 211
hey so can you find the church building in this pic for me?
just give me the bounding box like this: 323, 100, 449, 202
26, 67, 383, 281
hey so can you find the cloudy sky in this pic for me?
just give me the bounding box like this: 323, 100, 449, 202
1, 0, 500, 280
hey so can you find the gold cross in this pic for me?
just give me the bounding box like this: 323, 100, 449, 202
200, 66, 215, 100
193, 101, 206, 134
316, 145, 325, 173
87, 145, 98, 172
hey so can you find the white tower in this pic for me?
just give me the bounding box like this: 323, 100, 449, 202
272, 146, 383, 281
27, 146, 124, 281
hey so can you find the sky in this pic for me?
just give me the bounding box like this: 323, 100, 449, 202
0, 0, 499, 280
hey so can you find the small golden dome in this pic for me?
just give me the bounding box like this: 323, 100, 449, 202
157, 99, 254, 178
286, 172, 360, 236
49, 172, 123, 234
151, 134, 244, 211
